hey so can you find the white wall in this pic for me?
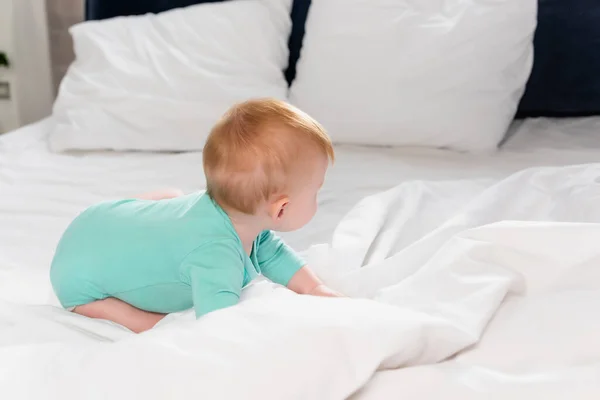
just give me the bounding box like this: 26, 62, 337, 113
0, 0, 18, 132
13, 0, 54, 126
0, 0, 54, 132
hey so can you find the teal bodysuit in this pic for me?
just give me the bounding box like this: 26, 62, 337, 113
50, 192, 305, 317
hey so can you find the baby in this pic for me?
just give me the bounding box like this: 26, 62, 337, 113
50, 98, 342, 333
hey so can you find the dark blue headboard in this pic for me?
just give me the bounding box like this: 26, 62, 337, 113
85, 0, 311, 85
516, 0, 600, 118
86, 0, 600, 119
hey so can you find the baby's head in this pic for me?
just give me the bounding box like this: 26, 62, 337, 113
203, 98, 334, 232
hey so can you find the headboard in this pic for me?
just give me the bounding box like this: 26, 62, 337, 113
86, 0, 600, 119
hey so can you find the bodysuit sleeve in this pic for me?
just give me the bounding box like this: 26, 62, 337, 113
256, 230, 306, 286
181, 241, 245, 318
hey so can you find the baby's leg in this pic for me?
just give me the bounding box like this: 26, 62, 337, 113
135, 188, 185, 201
73, 298, 166, 333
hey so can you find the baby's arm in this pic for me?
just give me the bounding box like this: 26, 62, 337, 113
182, 242, 245, 318
256, 231, 344, 297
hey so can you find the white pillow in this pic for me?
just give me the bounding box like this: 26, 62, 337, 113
289, 0, 537, 152
49, 0, 292, 152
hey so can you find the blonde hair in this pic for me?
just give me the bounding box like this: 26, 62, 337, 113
203, 98, 334, 214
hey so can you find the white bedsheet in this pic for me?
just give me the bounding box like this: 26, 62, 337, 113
2, 118, 600, 398
348, 167, 600, 399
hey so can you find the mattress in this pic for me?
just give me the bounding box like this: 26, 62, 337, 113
3, 117, 600, 398
1, 116, 600, 307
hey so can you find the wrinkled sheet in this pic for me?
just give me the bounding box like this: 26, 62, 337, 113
2, 121, 600, 399
2, 158, 600, 398
348, 164, 600, 399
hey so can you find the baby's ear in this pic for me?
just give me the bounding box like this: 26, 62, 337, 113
269, 196, 289, 221
277, 202, 288, 218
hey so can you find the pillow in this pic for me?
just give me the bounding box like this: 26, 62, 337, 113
289, 0, 537, 152
85, 0, 311, 86
517, 0, 600, 118
49, 0, 292, 152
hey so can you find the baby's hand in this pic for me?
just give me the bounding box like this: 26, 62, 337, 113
308, 284, 345, 298
287, 266, 346, 297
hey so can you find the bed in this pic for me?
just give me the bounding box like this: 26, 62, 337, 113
2, 0, 600, 399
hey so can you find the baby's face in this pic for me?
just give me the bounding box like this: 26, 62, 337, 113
275, 153, 328, 232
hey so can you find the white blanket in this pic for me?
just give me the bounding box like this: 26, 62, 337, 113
2, 163, 600, 399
